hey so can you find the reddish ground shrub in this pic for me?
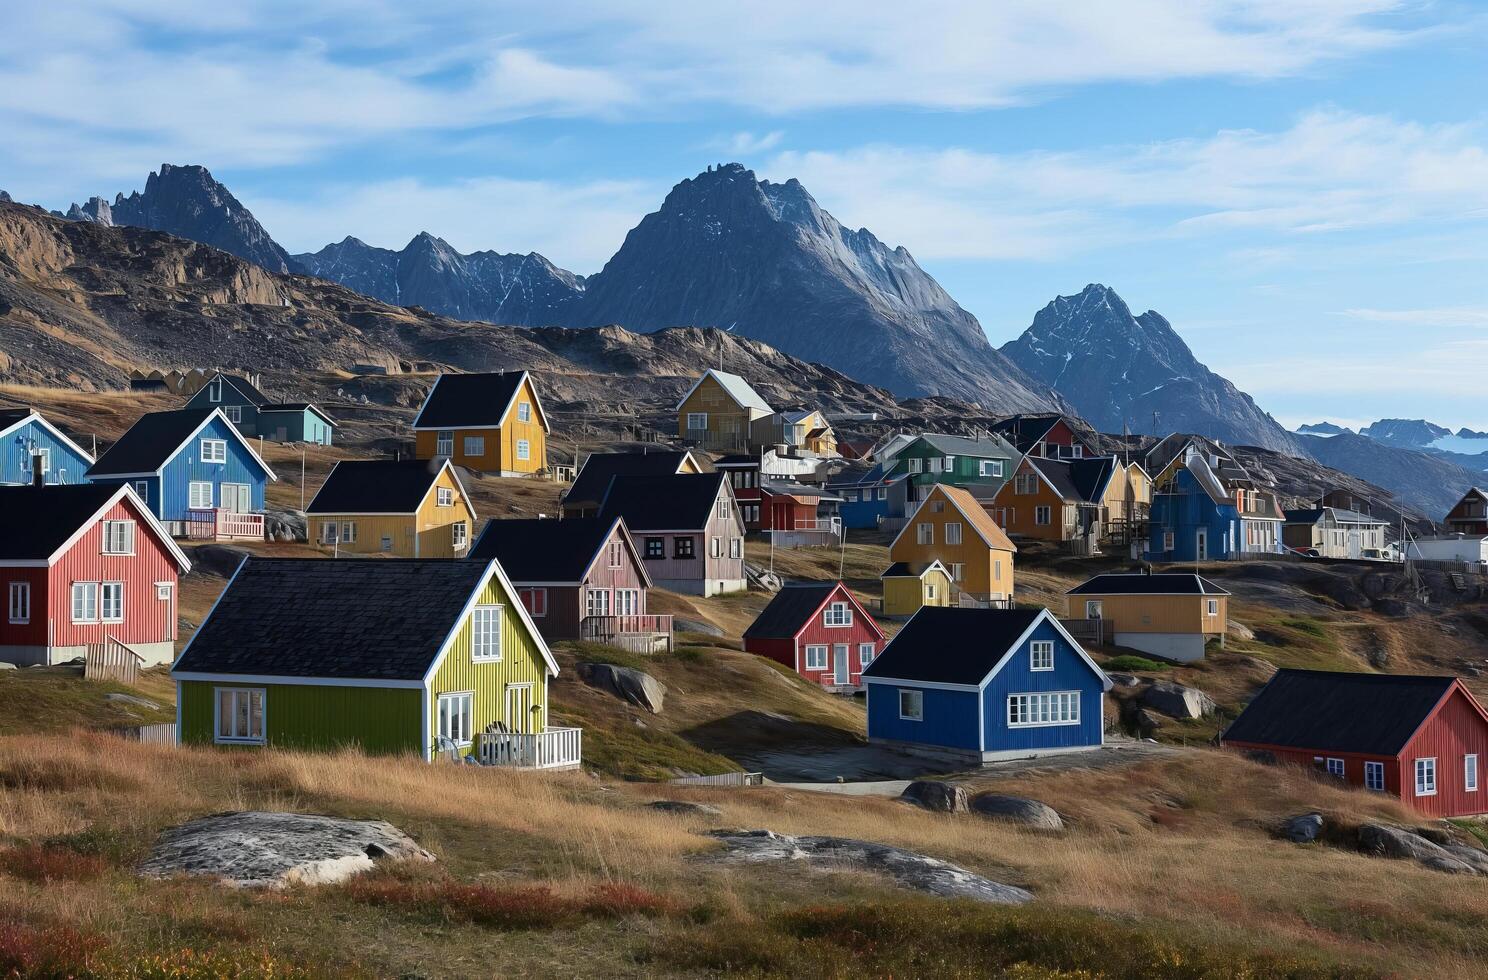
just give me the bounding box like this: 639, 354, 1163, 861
342, 877, 677, 930
0, 843, 109, 883
0, 917, 105, 976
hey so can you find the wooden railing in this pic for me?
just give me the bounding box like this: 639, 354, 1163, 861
1059, 618, 1110, 645
111, 722, 177, 745
184, 508, 265, 541
580, 614, 673, 653
477, 727, 583, 770
84, 636, 145, 685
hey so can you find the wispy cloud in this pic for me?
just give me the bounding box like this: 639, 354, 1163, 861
707, 131, 786, 155
1334, 306, 1488, 328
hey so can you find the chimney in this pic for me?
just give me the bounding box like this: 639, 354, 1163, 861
30, 454, 44, 487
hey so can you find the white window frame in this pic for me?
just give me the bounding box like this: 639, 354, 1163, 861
100, 582, 124, 624
436, 430, 454, 456
859, 642, 875, 667
520, 587, 548, 618
729, 538, 743, 559
463, 435, 485, 457
133, 480, 149, 502
451, 521, 468, 550
71, 581, 99, 623
1326, 758, 1345, 778
436, 487, 454, 507
340, 521, 357, 544
7, 582, 30, 625
471, 604, 503, 661
980, 459, 1005, 478
686, 411, 708, 431
823, 601, 853, 628
1415, 757, 1437, 796
944, 522, 963, 546
1007, 691, 1081, 728
1035, 505, 1052, 526
102, 520, 135, 555
608, 540, 624, 568
1085, 600, 1103, 620
516, 439, 531, 461
1206, 598, 1219, 616
225, 405, 244, 425
907, 457, 924, 474
1364, 760, 1385, 791
916, 522, 933, 545
320, 521, 339, 545
616, 588, 641, 616
950, 562, 965, 582
877, 487, 888, 501
898, 689, 924, 721
517, 401, 532, 423
215, 687, 266, 745
1468, 754, 1480, 793
804, 645, 828, 670
188, 482, 213, 509
710, 536, 723, 558
437, 691, 474, 746
586, 588, 612, 619
1030, 640, 1054, 671
200, 438, 227, 464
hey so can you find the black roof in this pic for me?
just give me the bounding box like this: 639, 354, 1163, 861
1027, 456, 1116, 503
598, 472, 729, 531
0, 408, 34, 430
87, 409, 219, 476
1222, 669, 1461, 755
307, 459, 455, 514
218, 374, 270, 407
744, 582, 841, 639
566, 451, 694, 506
862, 607, 1046, 685
413, 372, 535, 429
0, 484, 126, 559
987, 414, 1085, 451
468, 517, 633, 584
174, 559, 497, 681
1067, 573, 1229, 596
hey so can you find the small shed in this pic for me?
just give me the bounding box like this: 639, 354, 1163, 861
1065, 572, 1229, 662
743, 581, 884, 690
880, 560, 952, 619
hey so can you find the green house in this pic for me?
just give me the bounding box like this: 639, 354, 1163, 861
172, 557, 576, 767
886, 433, 1020, 506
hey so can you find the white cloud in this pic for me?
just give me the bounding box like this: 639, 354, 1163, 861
1334, 306, 1488, 328
708, 131, 786, 155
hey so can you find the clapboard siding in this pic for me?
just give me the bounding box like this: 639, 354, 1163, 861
0, 417, 92, 485
981, 620, 1105, 752
867, 684, 981, 750
178, 681, 422, 754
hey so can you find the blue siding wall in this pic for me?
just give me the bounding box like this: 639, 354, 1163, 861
259, 409, 334, 445
867, 683, 981, 750
1146, 470, 1238, 561
0, 418, 92, 485
981, 620, 1105, 751
155, 416, 269, 522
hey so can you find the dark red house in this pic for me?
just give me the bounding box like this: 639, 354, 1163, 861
1444, 487, 1488, 535
743, 581, 885, 691
0, 484, 190, 667
988, 414, 1096, 459
1221, 669, 1488, 818
468, 516, 672, 652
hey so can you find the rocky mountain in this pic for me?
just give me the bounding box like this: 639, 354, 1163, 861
999, 284, 1302, 455
1295, 421, 1352, 436
58, 164, 293, 273
1297, 433, 1482, 520
291, 233, 583, 326
1359, 418, 1452, 448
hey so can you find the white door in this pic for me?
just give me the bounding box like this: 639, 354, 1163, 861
505, 684, 533, 734
1195, 529, 1208, 561
833, 644, 850, 685
221, 483, 251, 513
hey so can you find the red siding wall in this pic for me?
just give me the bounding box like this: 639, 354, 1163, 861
1224, 742, 1401, 798
0, 567, 49, 646
1402, 688, 1488, 818
48, 497, 180, 649
745, 585, 885, 689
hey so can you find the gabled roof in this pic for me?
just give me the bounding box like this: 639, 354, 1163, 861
173, 558, 557, 682
881, 559, 949, 580
1019, 456, 1118, 504
1284, 507, 1389, 527
597, 472, 732, 532
566, 450, 698, 507
827, 461, 906, 489
86, 408, 277, 480
909, 432, 1017, 459
260, 402, 337, 426
891, 484, 1016, 554
862, 607, 1109, 689
1067, 573, 1229, 596
411, 371, 549, 432
0, 408, 96, 466
306, 458, 471, 516
0, 483, 189, 570
987, 414, 1091, 452
467, 516, 648, 587
1221, 669, 1473, 756
209, 373, 271, 407
675, 369, 772, 415
744, 581, 882, 641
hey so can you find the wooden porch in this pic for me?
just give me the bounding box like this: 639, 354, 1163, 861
580, 614, 674, 654
1059, 618, 1110, 645
183, 508, 265, 541
476, 727, 583, 770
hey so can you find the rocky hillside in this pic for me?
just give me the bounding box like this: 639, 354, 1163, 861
1297, 432, 1483, 521
1000, 284, 1301, 455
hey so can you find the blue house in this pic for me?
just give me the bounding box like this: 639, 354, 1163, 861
1145, 450, 1284, 562
0, 409, 94, 485
862, 607, 1111, 765
86, 408, 277, 539
183, 373, 335, 445
826, 462, 910, 529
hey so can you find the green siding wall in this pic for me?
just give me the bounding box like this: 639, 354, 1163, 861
178, 681, 423, 755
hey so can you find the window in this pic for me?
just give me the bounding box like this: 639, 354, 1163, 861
716, 497, 730, 519
437, 487, 454, 507
1071, 444, 1084, 459
950, 562, 965, 582
899, 689, 924, 721
608, 540, 623, 567
1035, 505, 1052, 526
320, 521, 339, 544
71, 582, 98, 623
208, 380, 222, 402
1030, 640, 1054, 671
381, 535, 393, 552
200, 439, 227, 464
916, 523, 934, 545
1365, 761, 1385, 791
1007, 691, 1080, 727
644, 536, 665, 559
1326, 758, 1345, 778
517, 401, 532, 423
740, 504, 760, 524
215, 688, 265, 744
980, 459, 1005, 478
844, 490, 859, 503
859, 642, 875, 667
925, 582, 937, 600
729, 538, 742, 559
100, 582, 123, 623
928, 457, 944, 474
436, 430, 454, 456
7, 582, 29, 624
687, 412, 708, 431
1162, 530, 1175, 552
930, 500, 945, 513
616, 589, 641, 616
516, 439, 531, 461
1085, 600, 1103, 619
340, 521, 357, 544
907, 457, 923, 473
993, 559, 1003, 581
463, 436, 485, 457
945, 522, 963, 545
710, 536, 723, 558
224, 405, 242, 424
674, 537, 695, 559
471, 605, 502, 661
1468, 754, 1480, 792
520, 587, 548, 618
586, 589, 612, 618
102, 520, 135, 555
877, 487, 888, 501
156, 583, 172, 601
437, 692, 474, 746
133, 480, 149, 502
1207, 599, 1219, 616
1415, 757, 1437, 796
1014, 472, 1038, 495
804, 645, 828, 670
451, 521, 468, 550
188, 482, 213, 509
824, 601, 853, 627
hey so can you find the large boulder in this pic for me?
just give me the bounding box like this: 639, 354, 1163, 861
970, 794, 1064, 831
1226, 620, 1255, 641
1140, 680, 1217, 720
647, 800, 722, 817
188, 544, 250, 578
263, 509, 308, 543
139, 811, 434, 888
673, 618, 724, 637
1281, 813, 1324, 844
1105, 672, 1141, 688
1357, 824, 1480, 875
900, 780, 969, 813
576, 662, 666, 713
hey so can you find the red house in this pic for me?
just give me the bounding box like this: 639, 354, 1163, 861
743, 581, 885, 691
1222, 669, 1488, 818
989, 414, 1096, 459
0, 484, 191, 667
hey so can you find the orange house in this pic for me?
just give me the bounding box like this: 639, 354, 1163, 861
412, 371, 550, 476
888, 483, 1016, 603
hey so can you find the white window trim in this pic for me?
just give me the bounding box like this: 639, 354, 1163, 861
1468, 754, 1480, 793
1030, 640, 1054, 671
188, 481, 213, 509
1415, 757, 1437, 796
823, 601, 853, 628
100, 581, 124, 624
102, 519, 136, 555
521, 587, 548, 618
1326, 757, 1345, 777
133, 480, 149, 502
463, 435, 485, 457
516, 439, 531, 461
1035, 505, 1052, 526
916, 523, 933, 545
436, 487, 454, 507
859, 642, 875, 667
898, 688, 924, 722
517, 401, 532, 423
224, 405, 243, 424
471, 604, 503, 662
340, 521, 358, 544
1206, 599, 1219, 616
1006, 691, 1081, 728
437, 690, 475, 747
944, 522, 963, 546
686, 411, 708, 430
1364, 760, 1385, 792
200, 438, 228, 464
804, 645, 828, 670
214, 687, 266, 745
452, 521, 469, 550
71, 581, 99, 624
7, 582, 30, 625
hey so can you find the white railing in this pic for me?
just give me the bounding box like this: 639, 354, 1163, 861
792, 518, 842, 533
477, 727, 582, 770
184, 508, 264, 541
580, 615, 673, 653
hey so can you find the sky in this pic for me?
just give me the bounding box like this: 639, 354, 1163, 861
3, 1, 1487, 430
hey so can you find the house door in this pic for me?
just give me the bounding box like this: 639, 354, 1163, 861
505, 683, 533, 734
157, 582, 174, 641
1085, 600, 1103, 620
220, 483, 251, 513
833, 644, 851, 685
1195, 528, 1208, 561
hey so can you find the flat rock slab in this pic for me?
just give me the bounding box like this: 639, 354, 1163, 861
648, 800, 722, 816
706, 829, 1031, 904
139, 811, 434, 888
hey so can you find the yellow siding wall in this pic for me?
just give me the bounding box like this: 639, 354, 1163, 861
312, 469, 475, 558
414, 377, 548, 475
677, 376, 751, 447
1068, 593, 1227, 636
883, 570, 952, 617
890, 499, 1015, 598
312, 514, 419, 557
415, 467, 476, 557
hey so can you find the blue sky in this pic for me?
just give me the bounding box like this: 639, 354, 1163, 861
4, 1, 1487, 429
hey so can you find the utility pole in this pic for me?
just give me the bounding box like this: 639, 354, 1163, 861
300, 444, 306, 511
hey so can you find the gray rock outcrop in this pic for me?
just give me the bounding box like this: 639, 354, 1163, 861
1281, 813, 1324, 844
577, 662, 666, 713
263, 509, 308, 543
1357, 823, 1482, 875
970, 794, 1064, 831
900, 780, 969, 813
673, 617, 724, 637
139, 811, 434, 888
1141, 680, 1217, 720
647, 800, 721, 817
707, 829, 1031, 904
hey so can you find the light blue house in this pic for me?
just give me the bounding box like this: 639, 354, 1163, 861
0, 409, 94, 485
862, 607, 1111, 765
1145, 450, 1284, 562
183, 373, 335, 445
826, 463, 910, 529
86, 408, 277, 539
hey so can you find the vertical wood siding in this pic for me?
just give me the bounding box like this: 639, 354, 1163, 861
760, 584, 882, 687
1402, 688, 1488, 817
1067, 593, 1226, 637
0, 418, 93, 485
890, 495, 1014, 598
882, 570, 951, 617
496, 377, 547, 474
153, 415, 267, 523
178, 680, 422, 754
981, 620, 1105, 752
867, 683, 981, 750
676, 376, 751, 449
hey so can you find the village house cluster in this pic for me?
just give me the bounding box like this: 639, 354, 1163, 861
4, 365, 1487, 817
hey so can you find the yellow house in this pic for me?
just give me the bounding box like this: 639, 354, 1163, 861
676, 369, 773, 452
880, 559, 952, 619
750, 409, 838, 457
412, 370, 550, 476
1065, 572, 1229, 663
307, 458, 476, 558
889, 483, 1017, 603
